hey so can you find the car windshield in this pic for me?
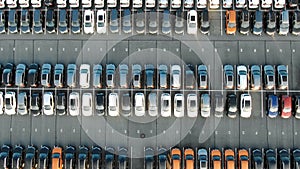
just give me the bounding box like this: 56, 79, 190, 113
108, 75, 113, 80
213, 156, 220, 161
227, 156, 234, 160
241, 156, 248, 160
228, 75, 233, 81
268, 75, 274, 81
191, 16, 195, 21
245, 100, 250, 107
172, 155, 180, 160
190, 100, 196, 107
5, 98, 11, 105
228, 23, 236, 28
282, 75, 287, 82
55, 74, 60, 81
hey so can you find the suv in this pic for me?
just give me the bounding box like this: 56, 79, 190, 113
30, 93, 40, 116
43, 92, 54, 115
28, 63, 39, 87
56, 92, 66, 115
54, 64, 64, 88
38, 145, 50, 169
198, 64, 208, 89
132, 64, 142, 88
41, 64, 52, 87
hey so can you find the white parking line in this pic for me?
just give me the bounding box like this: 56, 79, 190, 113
220, 8, 223, 36
261, 88, 264, 118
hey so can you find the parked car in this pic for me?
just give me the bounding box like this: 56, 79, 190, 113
0, 10, 5, 34
20, 10, 30, 34
28, 64, 39, 87
108, 93, 119, 116
148, 11, 158, 34
56, 92, 66, 115
12, 145, 25, 169
145, 147, 154, 168
159, 64, 168, 89
161, 9, 171, 34
187, 10, 197, 34
5, 91, 16, 115
264, 65, 275, 89
121, 93, 131, 117
93, 64, 102, 88
91, 146, 101, 169
238, 149, 249, 169
277, 65, 288, 89
197, 0, 207, 7
17, 92, 27, 115
71, 9, 81, 34
198, 149, 208, 169
64, 146, 75, 169
161, 93, 171, 117
15, 63, 26, 87
78, 146, 89, 169
45, 0, 54, 6
84, 10, 94, 34
200, 10, 210, 34
252, 149, 263, 169
281, 95, 292, 118
175, 10, 184, 34
119, 64, 128, 88
240, 10, 250, 34
96, 10, 106, 34
80, 64, 90, 88
58, 9, 68, 34
215, 94, 224, 117
185, 64, 195, 89
0, 145, 11, 169
148, 93, 158, 116
43, 92, 54, 115
227, 94, 237, 118
279, 149, 291, 169
105, 147, 115, 168
46, 9, 55, 34
279, 10, 289, 36
225, 149, 235, 169
267, 95, 278, 118
293, 149, 300, 169
106, 64, 115, 88
132, 64, 142, 88
201, 94, 210, 117
266, 11, 276, 36
122, 9, 132, 34
95, 92, 105, 116
211, 149, 221, 169
294, 96, 300, 119
8, 10, 17, 34
33, 9, 43, 34
82, 93, 93, 116
30, 93, 40, 116
265, 149, 276, 169
25, 145, 37, 169
69, 92, 80, 116
174, 93, 184, 117
226, 10, 236, 35
135, 93, 145, 116
171, 148, 181, 169
54, 64, 64, 88
253, 10, 263, 35
184, 149, 194, 169
145, 64, 155, 89
171, 65, 181, 89
67, 64, 77, 88
240, 93, 252, 118
198, 64, 208, 89
224, 64, 234, 89
41, 63, 51, 87
52, 147, 63, 169
38, 145, 50, 169
237, 65, 248, 90
110, 9, 119, 33
292, 11, 300, 35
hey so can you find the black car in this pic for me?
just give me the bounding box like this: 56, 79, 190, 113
226, 94, 237, 118
30, 93, 41, 116
0, 145, 11, 169
279, 149, 291, 169
91, 146, 101, 169
38, 145, 50, 169
265, 149, 276, 169
56, 92, 66, 115
118, 147, 128, 168
25, 145, 37, 169
174, 10, 184, 34
200, 9, 210, 34
65, 146, 76, 169
12, 145, 24, 169
28, 63, 39, 87
158, 147, 167, 169
293, 149, 300, 168
266, 11, 276, 36
105, 147, 115, 168
252, 149, 263, 169
78, 146, 89, 169
2, 63, 14, 87
46, 9, 56, 33
95, 92, 105, 116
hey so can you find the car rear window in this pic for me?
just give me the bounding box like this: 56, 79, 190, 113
107, 75, 112, 80
190, 100, 196, 107
228, 75, 232, 81
177, 100, 182, 107
98, 15, 103, 21
86, 15, 90, 21
191, 16, 195, 21
96, 95, 103, 105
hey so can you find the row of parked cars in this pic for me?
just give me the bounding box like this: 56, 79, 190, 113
0, 8, 210, 35
226, 10, 300, 35
0, 62, 288, 91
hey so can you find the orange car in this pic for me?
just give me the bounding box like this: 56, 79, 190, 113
226, 10, 237, 35
238, 149, 249, 169
225, 149, 235, 169
211, 149, 221, 169
52, 146, 63, 169
184, 148, 194, 169
171, 148, 181, 169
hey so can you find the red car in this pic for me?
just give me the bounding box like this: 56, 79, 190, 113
281, 95, 292, 118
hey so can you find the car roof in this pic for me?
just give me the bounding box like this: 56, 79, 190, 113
34, 10, 40, 21
202, 10, 209, 21
255, 10, 262, 21
72, 9, 79, 22
111, 9, 118, 20
9, 10, 15, 22
60, 9, 66, 21
46, 9, 53, 21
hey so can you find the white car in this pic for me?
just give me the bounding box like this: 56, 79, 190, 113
84, 10, 94, 34
0, 92, 3, 114
240, 94, 252, 118
171, 65, 181, 89
237, 65, 248, 90
31, 0, 41, 8
94, 0, 104, 7
261, 0, 272, 8
235, 0, 246, 8
274, 0, 285, 8
184, 0, 194, 8
159, 0, 168, 8
133, 0, 142, 8
248, 0, 259, 8
19, 0, 29, 8
0, 0, 5, 8
80, 64, 90, 88
171, 0, 181, 8
161, 93, 171, 117
5, 91, 16, 115
6, 0, 16, 8
97, 10, 106, 34
57, 0, 67, 8
69, 0, 79, 7
107, 0, 117, 7
69, 92, 80, 116
43, 92, 54, 115
108, 93, 119, 116
146, 0, 155, 7
187, 94, 198, 117
209, 0, 219, 8
82, 0, 92, 7
120, 0, 130, 7
135, 93, 145, 116
187, 10, 197, 34
174, 94, 184, 117
197, 0, 207, 8
148, 93, 158, 116
82, 93, 93, 116
223, 0, 232, 8
201, 94, 210, 117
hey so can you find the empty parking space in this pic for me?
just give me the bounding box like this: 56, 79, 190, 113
215, 41, 239, 65
0, 40, 15, 63
57, 40, 82, 64
11, 116, 31, 145
239, 41, 265, 65
56, 116, 81, 147
0, 116, 11, 145
15, 40, 34, 64
291, 42, 300, 90
34, 40, 58, 64
31, 116, 56, 146
215, 117, 239, 149
82, 40, 107, 65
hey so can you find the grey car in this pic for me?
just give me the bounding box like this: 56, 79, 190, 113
145, 64, 155, 89
200, 10, 210, 34
148, 11, 158, 34
148, 93, 158, 116
67, 64, 77, 88
159, 64, 168, 89
41, 64, 51, 87
54, 64, 64, 88
224, 65, 234, 89
161, 9, 171, 34
185, 64, 195, 89
175, 10, 184, 34
106, 64, 115, 88
198, 64, 208, 89
264, 65, 275, 89
215, 94, 224, 117
93, 64, 102, 88
250, 65, 261, 90
201, 94, 210, 117
121, 93, 131, 117
266, 11, 276, 36
15, 64, 26, 87
132, 64, 142, 88
252, 149, 263, 169
277, 65, 288, 89
119, 64, 128, 88
17, 92, 27, 115
110, 9, 119, 33
240, 10, 249, 35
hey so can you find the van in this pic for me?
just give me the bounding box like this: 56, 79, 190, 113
253, 10, 263, 35
52, 147, 63, 169
279, 10, 289, 35
226, 10, 236, 35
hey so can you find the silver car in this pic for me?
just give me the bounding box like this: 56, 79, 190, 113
264, 65, 275, 89
82, 93, 92, 116
250, 65, 261, 90
54, 64, 64, 88
198, 64, 208, 89
159, 64, 168, 89
277, 65, 288, 89
185, 64, 195, 89
171, 65, 181, 89
17, 92, 27, 115
201, 94, 210, 117
106, 64, 116, 88
161, 10, 171, 34
121, 93, 131, 117
148, 93, 157, 116
175, 10, 184, 34
119, 64, 128, 88
93, 64, 102, 88
41, 64, 52, 87
187, 93, 197, 117
224, 65, 234, 89
15, 64, 26, 87
149, 11, 158, 34
67, 64, 77, 88
215, 94, 224, 117
132, 64, 142, 88
79, 64, 90, 89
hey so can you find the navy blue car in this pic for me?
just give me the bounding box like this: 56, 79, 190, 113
0, 10, 5, 34
8, 10, 17, 34
267, 95, 278, 118
20, 10, 30, 34
46, 9, 55, 33
71, 9, 80, 34
33, 10, 43, 34
59, 9, 68, 34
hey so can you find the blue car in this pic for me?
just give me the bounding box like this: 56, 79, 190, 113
71, 9, 80, 34
122, 9, 131, 33
33, 10, 43, 34
267, 95, 278, 118
8, 10, 17, 34
20, 10, 30, 34
110, 9, 118, 33
59, 9, 68, 34
46, 9, 55, 33
0, 10, 5, 34
198, 149, 208, 169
